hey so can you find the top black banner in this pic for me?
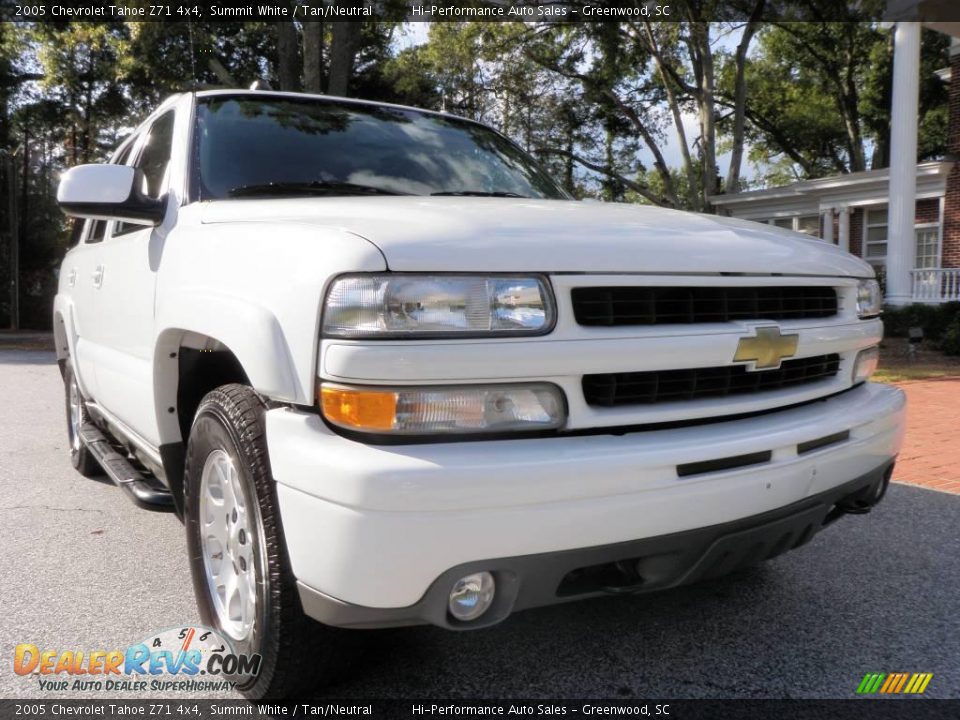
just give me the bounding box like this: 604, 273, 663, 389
3, 0, 960, 24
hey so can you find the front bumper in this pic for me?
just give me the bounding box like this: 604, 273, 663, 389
266, 382, 904, 626
296, 461, 893, 629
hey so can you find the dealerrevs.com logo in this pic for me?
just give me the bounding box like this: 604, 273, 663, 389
13, 626, 261, 693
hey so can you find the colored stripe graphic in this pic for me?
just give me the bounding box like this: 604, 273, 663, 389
894, 673, 910, 693
181, 627, 196, 652
856, 673, 885, 694
880, 674, 898, 693
857, 672, 933, 694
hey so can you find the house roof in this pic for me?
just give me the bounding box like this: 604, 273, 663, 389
884, 0, 960, 37
709, 161, 954, 217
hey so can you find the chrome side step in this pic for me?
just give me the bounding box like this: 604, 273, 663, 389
79, 423, 174, 510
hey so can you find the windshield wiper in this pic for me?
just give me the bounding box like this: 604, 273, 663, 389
228, 181, 410, 197
430, 190, 530, 198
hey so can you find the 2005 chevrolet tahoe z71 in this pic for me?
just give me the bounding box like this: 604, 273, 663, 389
54, 90, 905, 698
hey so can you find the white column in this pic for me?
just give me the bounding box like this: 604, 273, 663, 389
838, 207, 851, 253
885, 21, 921, 306
822, 208, 835, 243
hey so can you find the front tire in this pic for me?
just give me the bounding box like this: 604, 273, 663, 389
184, 384, 358, 698
64, 362, 101, 477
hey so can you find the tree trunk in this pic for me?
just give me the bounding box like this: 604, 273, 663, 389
604, 127, 616, 201
276, 19, 300, 91
303, 22, 324, 93
83, 80, 93, 163
208, 58, 237, 88
691, 23, 717, 208
328, 21, 362, 97
601, 88, 680, 208
19, 125, 28, 248
841, 27, 867, 172
0, 24, 9, 153
840, 91, 866, 172
640, 21, 699, 210
724, 2, 764, 195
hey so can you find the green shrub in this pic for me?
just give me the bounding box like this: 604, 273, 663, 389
941, 318, 960, 356
881, 302, 960, 341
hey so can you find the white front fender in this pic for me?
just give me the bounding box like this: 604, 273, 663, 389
153, 291, 302, 442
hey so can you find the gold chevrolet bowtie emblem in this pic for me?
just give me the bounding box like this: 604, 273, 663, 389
734, 326, 799, 370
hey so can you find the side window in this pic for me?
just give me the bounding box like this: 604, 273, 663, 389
114, 111, 175, 237
85, 220, 106, 244
113, 139, 135, 167
69, 134, 132, 246
68, 219, 85, 248
138, 111, 175, 198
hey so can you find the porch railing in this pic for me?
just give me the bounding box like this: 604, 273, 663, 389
910, 268, 960, 303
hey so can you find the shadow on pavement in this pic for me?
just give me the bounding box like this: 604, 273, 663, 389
0, 350, 58, 365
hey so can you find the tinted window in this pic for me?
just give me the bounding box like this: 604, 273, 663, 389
113, 139, 136, 166
85, 220, 106, 244
114, 112, 174, 236
138, 111, 175, 198
193, 96, 567, 200
68, 219, 85, 248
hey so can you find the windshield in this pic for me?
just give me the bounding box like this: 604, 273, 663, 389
192, 95, 568, 200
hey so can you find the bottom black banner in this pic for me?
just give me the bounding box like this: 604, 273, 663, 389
1, 699, 958, 720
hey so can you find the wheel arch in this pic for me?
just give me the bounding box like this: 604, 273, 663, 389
52, 296, 78, 381
153, 295, 302, 514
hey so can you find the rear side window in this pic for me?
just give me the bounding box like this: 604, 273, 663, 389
85, 220, 106, 244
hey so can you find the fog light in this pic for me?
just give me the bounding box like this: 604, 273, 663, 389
448, 572, 495, 622
853, 346, 880, 383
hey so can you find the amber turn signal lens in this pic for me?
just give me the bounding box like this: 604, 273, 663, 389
320, 386, 397, 431
319, 382, 566, 435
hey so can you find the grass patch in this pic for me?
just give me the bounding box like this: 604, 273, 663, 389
875, 337, 960, 383
874, 366, 960, 382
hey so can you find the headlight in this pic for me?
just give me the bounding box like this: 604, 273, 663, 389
322, 274, 555, 338
856, 279, 882, 319
319, 382, 566, 435
852, 346, 879, 384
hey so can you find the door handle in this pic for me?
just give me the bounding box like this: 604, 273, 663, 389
67, 269, 77, 287
92, 265, 104, 289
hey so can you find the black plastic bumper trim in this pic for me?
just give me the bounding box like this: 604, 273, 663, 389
677, 450, 772, 477
798, 430, 850, 455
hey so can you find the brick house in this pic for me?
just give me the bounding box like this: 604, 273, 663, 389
711, 28, 960, 305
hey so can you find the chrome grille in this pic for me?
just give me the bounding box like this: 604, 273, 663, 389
571, 286, 838, 326
582, 354, 841, 407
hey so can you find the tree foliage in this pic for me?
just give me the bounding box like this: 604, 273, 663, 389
734, 21, 948, 184
0, 16, 953, 329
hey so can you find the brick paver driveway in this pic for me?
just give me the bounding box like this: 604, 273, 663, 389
893, 378, 960, 494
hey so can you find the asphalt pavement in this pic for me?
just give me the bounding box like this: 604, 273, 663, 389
1, 349, 957, 700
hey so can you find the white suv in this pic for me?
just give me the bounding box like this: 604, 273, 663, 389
54, 90, 905, 698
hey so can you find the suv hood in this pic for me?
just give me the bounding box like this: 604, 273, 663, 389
201, 197, 872, 277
